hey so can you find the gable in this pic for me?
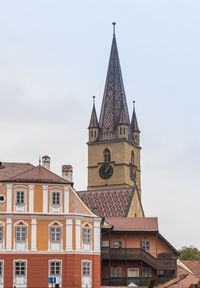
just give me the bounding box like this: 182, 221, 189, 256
69, 187, 95, 216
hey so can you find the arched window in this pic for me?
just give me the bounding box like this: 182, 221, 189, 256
104, 148, 111, 162
123, 127, 126, 135
131, 151, 134, 165
91, 130, 93, 137
120, 127, 122, 135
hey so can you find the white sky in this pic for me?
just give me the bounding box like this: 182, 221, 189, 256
1, 0, 200, 250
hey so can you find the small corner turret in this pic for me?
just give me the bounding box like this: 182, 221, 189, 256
131, 101, 140, 146
88, 96, 99, 142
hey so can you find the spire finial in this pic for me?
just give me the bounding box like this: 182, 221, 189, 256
133, 100, 135, 109
112, 22, 116, 36
93, 96, 95, 106
39, 155, 41, 165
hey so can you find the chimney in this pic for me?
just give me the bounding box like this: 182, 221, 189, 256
42, 155, 50, 170
62, 165, 73, 182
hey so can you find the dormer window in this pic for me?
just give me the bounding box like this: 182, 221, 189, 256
16, 191, 25, 205
50, 190, 62, 213
104, 148, 111, 162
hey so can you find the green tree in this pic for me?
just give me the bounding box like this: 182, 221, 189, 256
178, 246, 200, 260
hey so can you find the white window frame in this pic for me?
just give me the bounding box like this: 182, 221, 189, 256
49, 260, 62, 276
14, 221, 28, 251
49, 222, 63, 251
0, 222, 5, 251
48, 260, 62, 288
0, 260, 4, 280
82, 260, 92, 288
14, 188, 27, 212
13, 259, 27, 287
141, 240, 151, 253
50, 190, 62, 213
113, 240, 123, 248
50, 226, 62, 242
82, 223, 92, 251
82, 227, 91, 244
110, 267, 121, 278
82, 260, 92, 277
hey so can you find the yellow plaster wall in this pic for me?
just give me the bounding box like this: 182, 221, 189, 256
88, 140, 141, 191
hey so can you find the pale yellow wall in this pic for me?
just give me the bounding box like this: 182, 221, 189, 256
128, 189, 144, 217
88, 140, 141, 191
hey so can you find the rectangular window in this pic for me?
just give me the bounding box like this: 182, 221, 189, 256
142, 268, 152, 277
0, 226, 3, 242
141, 240, 151, 253
82, 261, 91, 277
50, 227, 61, 242
50, 261, 61, 276
0, 261, 3, 276
82, 228, 91, 244
52, 192, 60, 206
113, 240, 123, 248
15, 226, 27, 241
15, 261, 26, 276
110, 267, 121, 277
16, 191, 25, 205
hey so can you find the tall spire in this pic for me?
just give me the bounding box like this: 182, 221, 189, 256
131, 101, 140, 133
88, 96, 99, 129
99, 23, 130, 140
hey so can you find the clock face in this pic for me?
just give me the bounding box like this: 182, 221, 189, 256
99, 163, 113, 179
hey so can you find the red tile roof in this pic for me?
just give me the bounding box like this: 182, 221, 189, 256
105, 217, 158, 231
0, 162, 34, 181
1, 164, 72, 184
182, 261, 200, 278
77, 187, 135, 217
172, 260, 200, 288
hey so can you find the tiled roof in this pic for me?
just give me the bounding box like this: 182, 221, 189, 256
182, 261, 200, 278
105, 217, 158, 231
88, 103, 99, 129
173, 260, 200, 288
5, 165, 72, 184
98, 34, 130, 141
77, 187, 134, 217
0, 162, 34, 181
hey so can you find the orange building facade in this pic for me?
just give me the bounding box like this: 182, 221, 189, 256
101, 217, 178, 287
0, 161, 101, 288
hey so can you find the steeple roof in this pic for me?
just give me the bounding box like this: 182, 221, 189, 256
131, 102, 140, 133
99, 25, 130, 140
88, 97, 99, 129
118, 98, 129, 125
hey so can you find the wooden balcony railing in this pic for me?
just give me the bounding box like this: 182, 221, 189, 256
101, 247, 176, 270
101, 276, 173, 287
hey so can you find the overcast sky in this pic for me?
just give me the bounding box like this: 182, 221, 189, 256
1, 0, 200, 250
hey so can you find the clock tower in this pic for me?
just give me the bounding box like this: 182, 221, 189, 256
88, 24, 142, 200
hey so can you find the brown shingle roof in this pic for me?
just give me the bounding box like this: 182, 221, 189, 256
77, 187, 134, 217
105, 217, 158, 231
4, 165, 72, 184
0, 162, 34, 181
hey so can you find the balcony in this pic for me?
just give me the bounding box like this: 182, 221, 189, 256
101, 248, 177, 270
102, 276, 173, 287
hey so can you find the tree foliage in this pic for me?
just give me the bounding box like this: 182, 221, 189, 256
178, 246, 200, 260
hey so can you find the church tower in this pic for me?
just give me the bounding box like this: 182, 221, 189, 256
88, 23, 142, 200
